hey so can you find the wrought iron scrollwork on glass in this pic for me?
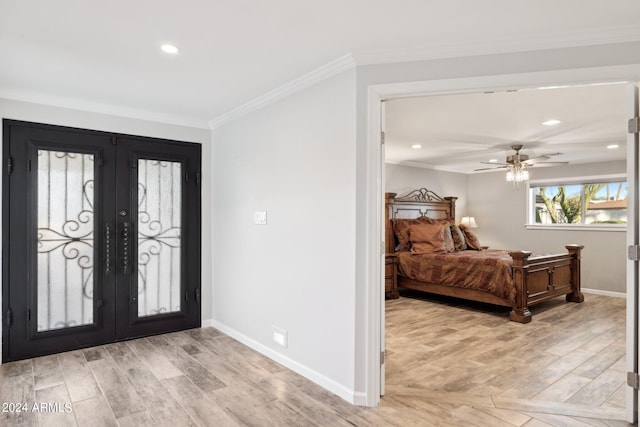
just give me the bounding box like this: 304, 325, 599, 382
136, 159, 182, 317
36, 150, 95, 331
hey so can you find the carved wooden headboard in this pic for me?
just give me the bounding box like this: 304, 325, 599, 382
385, 188, 457, 253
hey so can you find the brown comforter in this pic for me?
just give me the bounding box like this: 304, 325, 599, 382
396, 249, 516, 304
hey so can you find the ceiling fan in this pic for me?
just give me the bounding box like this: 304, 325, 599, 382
474, 144, 568, 172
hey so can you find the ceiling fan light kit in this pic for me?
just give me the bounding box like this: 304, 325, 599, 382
475, 144, 567, 190
506, 144, 529, 189
505, 164, 529, 189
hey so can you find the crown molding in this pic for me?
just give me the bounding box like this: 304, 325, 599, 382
353, 25, 640, 65
209, 26, 640, 129
386, 159, 437, 170
209, 53, 356, 129
0, 89, 211, 130
386, 159, 473, 175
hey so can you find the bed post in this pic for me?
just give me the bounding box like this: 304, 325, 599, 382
509, 250, 533, 323
385, 193, 397, 254
565, 244, 585, 303
444, 196, 457, 222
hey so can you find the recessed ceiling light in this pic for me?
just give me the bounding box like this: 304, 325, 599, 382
160, 44, 179, 54
489, 159, 498, 163
411, 144, 422, 149
542, 119, 562, 126
607, 144, 620, 149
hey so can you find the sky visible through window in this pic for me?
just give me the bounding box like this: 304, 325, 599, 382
535, 182, 627, 200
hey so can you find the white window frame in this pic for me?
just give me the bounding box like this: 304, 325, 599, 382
525, 173, 627, 232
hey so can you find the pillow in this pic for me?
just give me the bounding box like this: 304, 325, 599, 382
459, 223, 481, 250
408, 223, 447, 255
391, 216, 432, 251
449, 224, 467, 251
443, 225, 455, 252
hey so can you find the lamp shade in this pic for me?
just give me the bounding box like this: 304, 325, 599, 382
460, 216, 478, 228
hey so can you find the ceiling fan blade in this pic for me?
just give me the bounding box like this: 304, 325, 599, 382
476, 148, 564, 171
523, 155, 550, 164
479, 161, 508, 166
474, 165, 508, 171
528, 161, 569, 168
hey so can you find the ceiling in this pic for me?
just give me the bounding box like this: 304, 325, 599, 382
384, 83, 629, 174
1, 1, 640, 128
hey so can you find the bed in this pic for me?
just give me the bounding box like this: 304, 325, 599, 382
385, 188, 584, 323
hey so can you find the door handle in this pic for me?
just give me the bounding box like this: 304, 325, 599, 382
105, 223, 112, 275
122, 222, 130, 274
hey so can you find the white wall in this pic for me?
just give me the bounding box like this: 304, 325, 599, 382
468, 160, 627, 294
0, 98, 212, 359
211, 70, 357, 399
385, 164, 468, 220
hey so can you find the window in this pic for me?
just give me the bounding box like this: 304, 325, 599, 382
527, 175, 627, 229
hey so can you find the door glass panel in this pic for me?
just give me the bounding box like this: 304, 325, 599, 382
37, 150, 95, 331
137, 159, 182, 317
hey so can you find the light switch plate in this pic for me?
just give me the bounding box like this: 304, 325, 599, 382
254, 211, 267, 225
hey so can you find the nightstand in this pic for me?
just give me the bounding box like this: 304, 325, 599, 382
385, 253, 399, 299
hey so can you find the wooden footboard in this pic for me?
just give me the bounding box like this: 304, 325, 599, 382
509, 244, 583, 323
394, 245, 584, 323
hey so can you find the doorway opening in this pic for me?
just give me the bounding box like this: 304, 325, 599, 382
370, 74, 626, 424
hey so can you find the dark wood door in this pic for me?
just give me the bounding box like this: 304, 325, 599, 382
2, 120, 201, 362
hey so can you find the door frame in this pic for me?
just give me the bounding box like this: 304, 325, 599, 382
364, 64, 640, 419
628, 83, 640, 422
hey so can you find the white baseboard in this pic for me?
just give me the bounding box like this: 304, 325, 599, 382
206, 319, 358, 405
582, 288, 626, 299
352, 391, 369, 406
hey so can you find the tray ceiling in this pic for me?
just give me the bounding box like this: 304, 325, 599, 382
384, 83, 629, 174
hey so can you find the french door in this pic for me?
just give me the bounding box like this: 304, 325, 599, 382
2, 120, 201, 362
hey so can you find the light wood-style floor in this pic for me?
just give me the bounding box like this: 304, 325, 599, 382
0, 292, 630, 426
386, 291, 628, 426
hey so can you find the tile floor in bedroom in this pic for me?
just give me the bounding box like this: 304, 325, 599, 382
385, 291, 628, 426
